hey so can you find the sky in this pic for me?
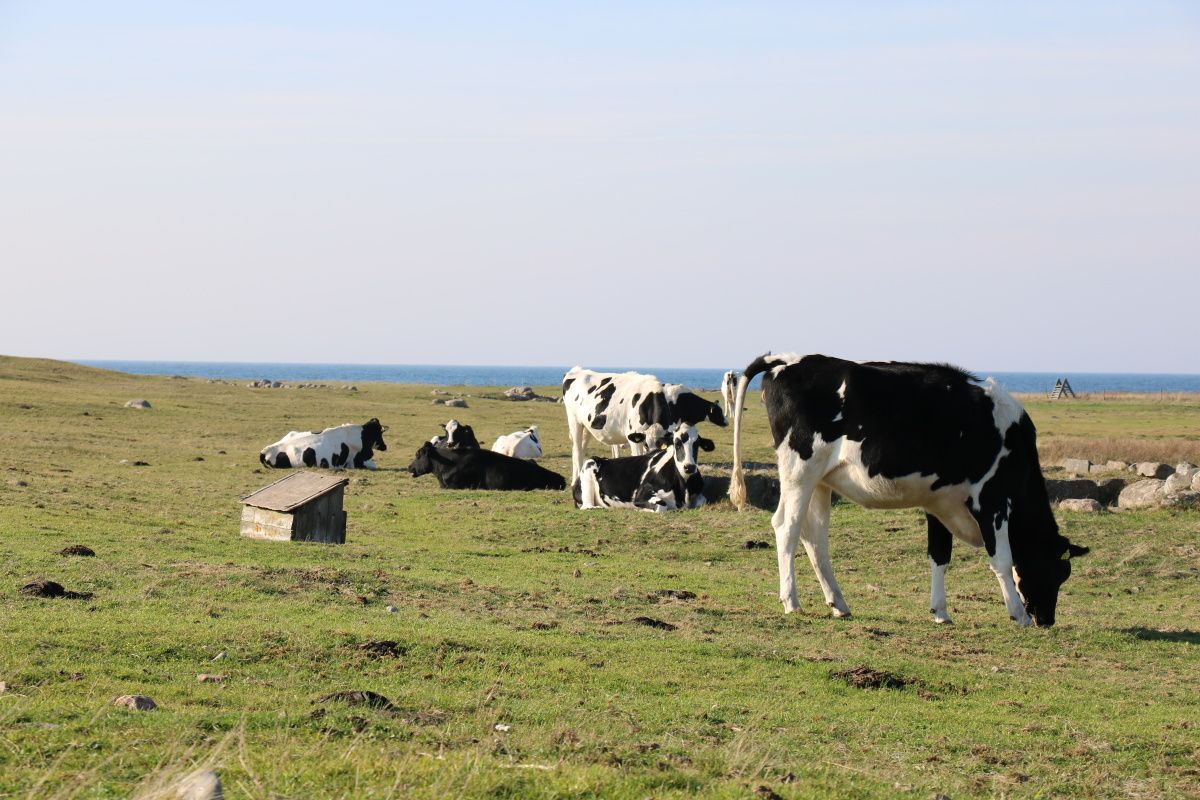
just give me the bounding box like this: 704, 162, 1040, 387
2, 2, 1198, 372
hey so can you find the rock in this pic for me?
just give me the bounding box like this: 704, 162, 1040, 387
444, 398, 468, 408
430, 399, 445, 405
1136, 462, 1174, 479
1105, 460, 1129, 472
176, 769, 222, 800
1163, 490, 1200, 508
1096, 478, 1127, 507
196, 674, 227, 683
1061, 458, 1091, 475
1176, 462, 1198, 475
1193, 472, 1200, 493
9, 479, 28, 487
385, 605, 397, 613
1164, 473, 1193, 495
1088, 463, 1110, 475
1118, 479, 1167, 510
113, 694, 157, 711
1059, 499, 1102, 513
430, 390, 449, 395
0, 681, 9, 693
1044, 479, 1102, 503
504, 386, 535, 400
348, 386, 358, 392
124, 399, 151, 409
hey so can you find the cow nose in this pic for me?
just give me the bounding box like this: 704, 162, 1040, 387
683, 464, 697, 474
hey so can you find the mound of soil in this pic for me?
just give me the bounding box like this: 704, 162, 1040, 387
315, 690, 394, 710
59, 545, 95, 557
357, 640, 405, 658
18, 580, 92, 600
743, 540, 771, 550
652, 589, 696, 601
631, 616, 677, 631
831, 664, 915, 690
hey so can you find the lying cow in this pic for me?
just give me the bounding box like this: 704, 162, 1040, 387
720, 370, 738, 419
728, 353, 1089, 627
408, 443, 566, 491
562, 367, 726, 479
260, 418, 387, 470
491, 425, 542, 459
429, 419, 480, 450
573, 423, 713, 511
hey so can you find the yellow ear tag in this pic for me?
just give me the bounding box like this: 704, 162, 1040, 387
1061, 550, 1072, 561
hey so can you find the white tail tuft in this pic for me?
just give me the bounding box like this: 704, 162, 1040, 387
728, 372, 752, 511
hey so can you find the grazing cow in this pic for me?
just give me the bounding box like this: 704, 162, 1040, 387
573, 423, 713, 511
728, 354, 1089, 627
408, 443, 566, 491
720, 370, 738, 419
429, 419, 480, 450
260, 419, 388, 470
491, 425, 543, 459
562, 367, 726, 478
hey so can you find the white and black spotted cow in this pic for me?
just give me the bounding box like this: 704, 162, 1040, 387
562, 367, 726, 479
729, 354, 1089, 627
260, 419, 388, 470
720, 370, 738, 419
491, 425, 543, 459
429, 419, 480, 450
572, 423, 713, 512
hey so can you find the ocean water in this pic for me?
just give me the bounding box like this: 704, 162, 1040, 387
77, 360, 1200, 394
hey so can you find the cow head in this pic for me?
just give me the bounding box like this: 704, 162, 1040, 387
673, 392, 727, 427
1016, 539, 1090, 627
407, 442, 442, 477
658, 423, 714, 476
361, 418, 388, 452
437, 419, 479, 450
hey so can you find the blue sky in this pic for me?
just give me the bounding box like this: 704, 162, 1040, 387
2, 2, 1198, 370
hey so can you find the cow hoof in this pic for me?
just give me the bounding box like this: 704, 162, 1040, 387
827, 601, 851, 618
782, 599, 800, 614
1011, 613, 1033, 627
931, 611, 954, 624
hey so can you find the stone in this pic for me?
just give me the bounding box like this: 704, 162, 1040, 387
1105, 460, 1129, 472
1176, 462, 1198, 475
1044, 478, 1102, 503
1088, 463, 1110, 475
1164, 473, 1193, 496
1061, 458, 1091, 475
0, 681, 9, 693
1193, 472, 1200, 493
445, 398, 468, 408
430, 399, 445, 405
1096, 478, 1127, 507
1136, 462, 1174, 479
113, 694, 157, 711
504, 386, 535, 400
1163, 491, 1200, 509
1118, 479, 1167, 510
175, 769, 223, 800
124, 399, 151, 409
1059, 499, 1102, 513
196, 674, 227, 683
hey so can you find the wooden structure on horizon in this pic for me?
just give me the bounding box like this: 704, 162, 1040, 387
1048, 378, 1077, 400
240, 471, 348, 543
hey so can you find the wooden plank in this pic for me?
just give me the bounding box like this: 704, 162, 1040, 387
241, 471, 349, 512
240, 506, 296, 541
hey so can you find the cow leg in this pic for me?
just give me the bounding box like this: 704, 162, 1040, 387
926, 513, 954, 624
772, 481, 817, 614
611, 444, 622, 458
567, 414, 589, 480
798, 485, 850, 618
989, 525, 1032, 627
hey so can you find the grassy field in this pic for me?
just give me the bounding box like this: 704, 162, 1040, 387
1, 356, 1197, 799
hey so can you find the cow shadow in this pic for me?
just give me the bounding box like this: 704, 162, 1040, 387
702, 474, 780, 510
1120, 627, 1200, 645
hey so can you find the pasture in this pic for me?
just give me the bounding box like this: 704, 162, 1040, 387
0, 356, 1197, 798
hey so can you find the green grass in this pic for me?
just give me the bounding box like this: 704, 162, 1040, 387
1, 356, 1197, 798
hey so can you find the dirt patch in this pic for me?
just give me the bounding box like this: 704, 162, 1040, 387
18, 580, 93, 600
631, 616, 677, 631
651, 589, 696, 601
831, 664, 916, 690
357, 640, 405, 658
743, 540, 771, 550
315, 690, 395, 710
58, 545, 95, 557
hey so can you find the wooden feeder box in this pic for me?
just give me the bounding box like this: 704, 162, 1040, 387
240, 471, 348, 544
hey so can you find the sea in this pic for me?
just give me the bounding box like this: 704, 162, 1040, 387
76, 361, 1200, 394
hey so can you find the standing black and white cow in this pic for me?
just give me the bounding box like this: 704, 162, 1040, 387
720, 370, 738, 419
407, 443, 566, 491
728, 353, 1088, 627
562, 367, 726, 478
429, 419, 480, 450
572, 423, 713, 511
260, 419, 388, 470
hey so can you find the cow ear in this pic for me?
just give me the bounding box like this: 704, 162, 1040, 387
697, 437, 715, 452
1068, 543, 1090, 558
627, 432, 645, 443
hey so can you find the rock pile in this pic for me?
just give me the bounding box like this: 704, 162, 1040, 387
1054, 459, 1200, 511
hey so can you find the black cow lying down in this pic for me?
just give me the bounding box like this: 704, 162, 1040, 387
729, 353, 1089, 627
573, 423, 713, 511
408, 443, 566, 491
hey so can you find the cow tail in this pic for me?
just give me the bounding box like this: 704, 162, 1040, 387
728, 354, 772, 511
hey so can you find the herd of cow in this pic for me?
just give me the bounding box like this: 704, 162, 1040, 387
257, 356, 1090, 627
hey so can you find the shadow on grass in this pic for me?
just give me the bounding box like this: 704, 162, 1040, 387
1121, 627, 1200, 644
